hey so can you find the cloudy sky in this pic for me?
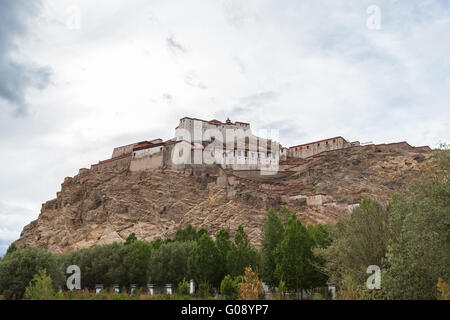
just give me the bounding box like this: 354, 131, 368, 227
0, 0, 449, 255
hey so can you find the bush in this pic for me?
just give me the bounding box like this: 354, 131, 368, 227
178, 278, 190, 296
238, 267, 264, 300
24, 269, 57, 300
275, 280, 287, 300
196, 282, 213, 298
220, 275, 240, 300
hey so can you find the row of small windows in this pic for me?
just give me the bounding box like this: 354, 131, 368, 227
294, 139, 338, 152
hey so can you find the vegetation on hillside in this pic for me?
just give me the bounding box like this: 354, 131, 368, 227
0, 150, 448, 300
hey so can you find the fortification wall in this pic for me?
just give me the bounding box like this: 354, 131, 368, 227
112, 143, 139, 158
130, 153, 164, 172
91, 153, 131, 171
374, 142, 413, 152
289, 137, 346, 158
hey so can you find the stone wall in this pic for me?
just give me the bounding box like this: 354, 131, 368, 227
112, 143, 139, 158
130, 152, 164, 171
289, 137, 347, 159
91, 153, 131, 171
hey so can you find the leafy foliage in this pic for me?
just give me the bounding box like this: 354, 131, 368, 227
24, 269, 57, 300
220, 275, 240, 300
318, 198, 389, 296
215, 228, 232, 283
0, 247, 64, 299
5, 243, 18, 256
148, 241, 194, 286
187, 234, 221, 287
261, 208, 284, 288
383, 173, 449, 299
274, 213, 315, 292
177, 278, 190, 296
125, 233, 138, 245
238, 267, 264, 300
226, 225, 258, 277
174, 225, 205, 242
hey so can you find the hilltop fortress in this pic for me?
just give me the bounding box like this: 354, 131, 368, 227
90, 116, 431, 174
16, 116, 434, 252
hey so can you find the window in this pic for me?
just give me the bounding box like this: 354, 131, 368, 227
333, 139, 336, 143
307, 146, 310, 150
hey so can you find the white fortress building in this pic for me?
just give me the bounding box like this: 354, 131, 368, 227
90, 116, 431, 174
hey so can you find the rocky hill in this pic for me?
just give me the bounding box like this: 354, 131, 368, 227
15, 145, 434, 253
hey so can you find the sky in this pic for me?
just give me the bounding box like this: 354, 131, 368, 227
0, 0, 449, 255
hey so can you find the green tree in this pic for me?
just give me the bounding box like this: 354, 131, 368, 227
174, 225, 198, 242
274, 213, 314, 294
0, 247, 64, 299
238, 267, 264, 300
121, 240, 153, 286
220, 275, 240, 299
197, 228, 208, 239
64, 242, 125, 289
188, 234, 221, 287
383, 174, 449, 299
5, 243, 18, 256
125, 233, 138, 245
215, 228, 232, 281
178, 278, 190, 296
24, 269, 57, 300
318, 198, 389, 298
276, 280, 287, 300
226, 225, 258, 277
307, 224, 331, 287
148, 241, 195, 286
261, 208, 285, 287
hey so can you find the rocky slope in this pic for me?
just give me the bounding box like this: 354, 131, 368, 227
15, 145, 434, 253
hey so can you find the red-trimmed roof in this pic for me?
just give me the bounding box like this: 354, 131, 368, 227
133, 142, 166, 152
179, 117, 250, 126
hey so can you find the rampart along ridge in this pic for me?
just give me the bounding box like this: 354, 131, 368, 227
88, 116, 432, 218
16, 117, 435, 252
90, 116, 432, 173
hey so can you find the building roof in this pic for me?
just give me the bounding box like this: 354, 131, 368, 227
289, 136, 348, 149
179, 116, 250, 126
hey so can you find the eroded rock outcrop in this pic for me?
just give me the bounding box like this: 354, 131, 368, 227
15, 145, 434, 253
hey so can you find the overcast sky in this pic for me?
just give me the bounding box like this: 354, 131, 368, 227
0, 0, 449, 255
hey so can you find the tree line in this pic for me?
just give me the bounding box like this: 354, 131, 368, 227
0, 211, 329, 299
0, 149, 448, 300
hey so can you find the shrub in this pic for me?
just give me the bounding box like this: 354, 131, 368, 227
178, 278, 190, 296
24, 269, 57, 300
238, 267, 264, 300
220, 275, 239, 300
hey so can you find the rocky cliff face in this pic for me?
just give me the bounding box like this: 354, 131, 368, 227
15, 145, 434, 253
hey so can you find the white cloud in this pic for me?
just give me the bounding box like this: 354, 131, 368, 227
0, 0, 449, 251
